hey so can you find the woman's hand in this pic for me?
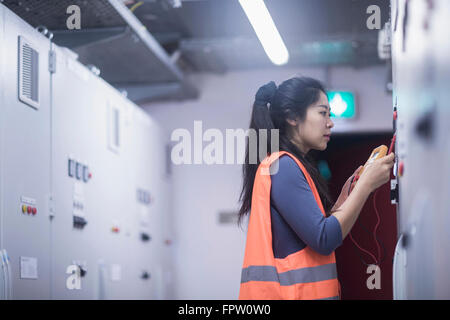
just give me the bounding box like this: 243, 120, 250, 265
331, 165, 363, 213
358, 152, 395, 193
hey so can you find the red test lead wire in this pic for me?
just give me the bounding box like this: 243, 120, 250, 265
347, 132, 396, 266
348, 189, 382, 266
388, 134, 396, 155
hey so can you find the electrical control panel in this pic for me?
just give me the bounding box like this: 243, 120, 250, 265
0, 4, 52, 299
0, 3, 172, 300
391, 0, 450, 299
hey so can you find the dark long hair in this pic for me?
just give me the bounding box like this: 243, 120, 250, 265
238, 76, 335, 226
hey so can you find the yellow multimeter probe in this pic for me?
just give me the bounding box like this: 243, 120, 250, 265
348, 145, 388, 195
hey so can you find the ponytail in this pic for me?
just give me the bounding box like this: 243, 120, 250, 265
238, 81, 279, 226
238, 77, 336, 227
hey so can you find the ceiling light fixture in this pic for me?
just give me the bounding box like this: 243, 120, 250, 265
239, 0, 289, 65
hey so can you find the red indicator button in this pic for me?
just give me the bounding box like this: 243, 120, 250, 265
32, 207, 37, 215
399, 161, 405, 177
27, 206, 32, 214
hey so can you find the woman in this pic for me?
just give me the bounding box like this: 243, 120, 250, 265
238, 77, 395, 300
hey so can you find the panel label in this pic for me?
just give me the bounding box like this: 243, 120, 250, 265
20, 257, 38, 279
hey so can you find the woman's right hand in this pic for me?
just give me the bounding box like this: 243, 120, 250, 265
358, 152, 395, 192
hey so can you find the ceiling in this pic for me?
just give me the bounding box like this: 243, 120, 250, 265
2, 0, 390, 102
129, 0, 391, 71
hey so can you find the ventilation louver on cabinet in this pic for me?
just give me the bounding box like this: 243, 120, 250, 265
18, 36, 39, 109
107, 102, 121, 154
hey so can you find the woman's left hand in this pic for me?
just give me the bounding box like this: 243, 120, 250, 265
331, 165, 363, 213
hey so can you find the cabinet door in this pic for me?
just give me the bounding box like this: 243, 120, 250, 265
0, 6, 51, 300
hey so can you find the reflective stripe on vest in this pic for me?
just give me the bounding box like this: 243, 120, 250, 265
241, 263, 337, 285
239, 151, 340, 300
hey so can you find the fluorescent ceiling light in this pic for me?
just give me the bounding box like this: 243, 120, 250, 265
239, 0, 289, 65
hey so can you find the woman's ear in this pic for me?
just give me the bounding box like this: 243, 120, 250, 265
286, 118, 298, 127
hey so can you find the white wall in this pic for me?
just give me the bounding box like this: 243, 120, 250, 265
142, 65, 392, 299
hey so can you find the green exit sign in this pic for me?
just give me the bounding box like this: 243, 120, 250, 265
327, 91, 356, 119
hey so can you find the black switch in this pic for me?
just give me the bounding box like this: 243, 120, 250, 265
401, 233, 409, 249
73, 216, 88, 229
68, 159, 76, 177
76, 162, 83, 180
415, 108, 435, 141
141, 233, 151, 242
390, 179, 399, 204
82, 165, 89, 183
78, 265, 87, 278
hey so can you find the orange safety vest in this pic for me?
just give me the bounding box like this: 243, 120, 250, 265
239, 151, 340, 300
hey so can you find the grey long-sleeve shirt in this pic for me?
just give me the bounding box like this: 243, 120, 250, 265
270, 155, 343, 257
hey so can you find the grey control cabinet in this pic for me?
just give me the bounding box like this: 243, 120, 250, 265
50, 46, 103, 299
0, 3, 172, 300
391, 0, 450, 299
0, 6, 52, 299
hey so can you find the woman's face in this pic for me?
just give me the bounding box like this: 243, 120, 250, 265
288, 91, 334, 154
